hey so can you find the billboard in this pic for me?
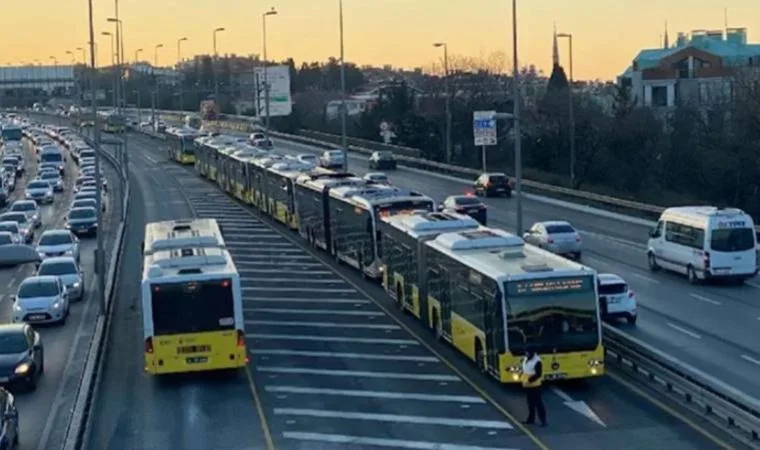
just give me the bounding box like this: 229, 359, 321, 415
253, 65, 292, 117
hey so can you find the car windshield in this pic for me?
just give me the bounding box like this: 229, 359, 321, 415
0, 213, 26, 224
2, 159, 15, 165
38, 261, 77, 276
18, 280, 59, 298
76, 194, 96, 201
455, 197, 481, 205
0, 235, 13, 245
0, 223, 17, 233
80, 151, 95, 158
39, 233, 73, 245
10, 203, 34, 212
0, 332, 28, 354
72, 200, 96, 209
598, 282, 628, 296
69, 209, 94, 219
3, 164, 14, 172
41, 172, 59, 179
710, 228, 755, 252
546, 224, 576, 234
40, 153, 63, 163
28, 181, 49, 190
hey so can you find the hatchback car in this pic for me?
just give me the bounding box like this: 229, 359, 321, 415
368, 151, 397, 170
9, 200, 41, 228
36, 256, 84, 301
363, 172, 391, 186
473, 172, 512, 197
36, 229, 80, 262
440, 195, 488, 225
0, 213, 32, 243
38, 161, 60, 175
0, 223, 21, 244
38, 171, 63, 192
12, 276, 70, 325
0, 324, 43, 392
523, 220, 583, 260
65, 207, 98, 236
598, 273, 637, 325
24, 180, 53, 204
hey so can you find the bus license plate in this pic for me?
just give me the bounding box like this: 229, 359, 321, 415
178, 345, 211, 354
186, 356, 208, 364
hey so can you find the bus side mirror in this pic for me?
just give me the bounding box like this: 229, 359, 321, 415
140, 241, 144, 253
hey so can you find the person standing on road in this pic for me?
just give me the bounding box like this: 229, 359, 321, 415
521, 346, 547, 427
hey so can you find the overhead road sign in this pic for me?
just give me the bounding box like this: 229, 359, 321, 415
473, 110, 497, 146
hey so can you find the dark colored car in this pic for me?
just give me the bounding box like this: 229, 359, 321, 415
368, 151, 397, 170
0, 323, 44, 391
65, 207, 98, 236
473, 172, 512, 197
0, 387, 19, 449
440, 195, 487, 225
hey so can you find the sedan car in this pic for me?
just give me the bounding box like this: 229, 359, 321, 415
0, 232, 15, 247
77, 149, 95, 164
38, 170, 63, 192
36, 229, 80, 262
70, 198, 98, 211
368, 151, 397, 170
363, 172, 391, 186
76, 179, 97, 193
74, 191, 105, 211
0, 324, 43, 392
9, 200, 41, 228
319, 150, 345, 169
65, 207, 98, 236
24, 180, 54, 204
294, 154, 317, 166
38, 161, 59, 175
440, 195, 488, 225
11, 275, 70, 325
473, 172, 512, 197
523, 220, 583, 260
0, 213, 33, 243
0, 386, 20, 444
598, 273, 637, 325
36, 257, 84, 301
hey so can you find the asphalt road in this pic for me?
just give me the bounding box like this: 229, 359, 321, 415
0, 133, 121, 450
80, 131, 747, 450
257, 136, 760, 399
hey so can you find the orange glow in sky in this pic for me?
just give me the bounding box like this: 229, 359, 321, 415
1, 0, 758, 80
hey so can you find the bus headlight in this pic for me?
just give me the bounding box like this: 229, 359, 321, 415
587, 359, 603, 374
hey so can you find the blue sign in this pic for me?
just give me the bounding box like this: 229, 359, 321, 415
473, 111, 497, 146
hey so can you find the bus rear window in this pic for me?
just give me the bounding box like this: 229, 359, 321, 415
710, 228, 755, 252
150, 279, 235, 335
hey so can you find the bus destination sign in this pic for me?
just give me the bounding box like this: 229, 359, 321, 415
508, 276, 591, 296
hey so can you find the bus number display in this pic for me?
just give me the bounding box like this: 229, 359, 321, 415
509, 277, 591, 296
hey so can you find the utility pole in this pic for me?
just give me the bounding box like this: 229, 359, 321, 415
557, 32, 575, 188
262, 9, 277, 146
511, 0, 523, 235
177, 37, 188, 111
339, 0, 348, 172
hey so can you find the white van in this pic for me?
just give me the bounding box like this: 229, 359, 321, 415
647, 206, 758, 284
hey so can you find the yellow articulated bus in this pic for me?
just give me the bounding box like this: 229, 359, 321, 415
248, 155, 285, 213
165, 128, 201, 165
142, 218, 225, 256
263, 161, 321, 229
219, 144, 269, 203
196, 134, 245, 182
141, 246, 247, 375
380, 224, 604, 383
378, 210, 482, 318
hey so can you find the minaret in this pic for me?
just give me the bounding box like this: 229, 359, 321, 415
552, 22, 560, 67
664, 21, 669, 48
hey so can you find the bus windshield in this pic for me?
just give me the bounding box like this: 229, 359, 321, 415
150, 279, 235, 335
504, 276, 599, 355
40, 152, 63, 164
1, 128, 23, 141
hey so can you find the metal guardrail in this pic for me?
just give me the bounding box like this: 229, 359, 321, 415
131, 125, 760, 445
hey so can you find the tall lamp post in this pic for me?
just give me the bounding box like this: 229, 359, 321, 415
177, 37, 188, 111
135, 48, 143, 121
212, 27, 225, 100
102, 31, 117, 108
433, 42, 451, 164
511, 0, 524, 235
152, 44, 163, 125
49, 56, 58, 98
65, 51, 76, 102
338, 0, 348, 172
262, 8, 277, 146
557, 32, 575, 188
107, 17, 123, 112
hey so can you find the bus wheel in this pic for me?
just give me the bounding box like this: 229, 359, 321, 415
475, 341, 486, 373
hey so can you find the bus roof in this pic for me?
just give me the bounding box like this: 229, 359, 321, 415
295, 171, 364, 191
329, 185, 434, 209
381, 211, 481, 238
267, 161, 319, 178
426, 228, 593, 283
143, 219, 224, 255
143, 246, 237, 280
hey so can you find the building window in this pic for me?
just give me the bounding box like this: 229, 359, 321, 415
651, 86, 668, 107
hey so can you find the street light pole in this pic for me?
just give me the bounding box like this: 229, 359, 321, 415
107, 18, 123, 113
557, 32, 575, 188
102, 31, 116, 108
135, 48, 143, 122
177, 37, 188, 111
262, 8, 277, 146
511, 0, 524, 235
49, 56, 58, 99
212, 27, 225, 100
153, 44, 163, 128
433, 42, 451, 164
87, 0, 106, 317
338, 0, 348, 172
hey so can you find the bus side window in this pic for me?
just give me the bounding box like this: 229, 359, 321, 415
427, 268, 440, 297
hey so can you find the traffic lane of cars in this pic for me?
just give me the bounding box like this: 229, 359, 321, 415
130, 133, 744, 450
83, 141, 266, 450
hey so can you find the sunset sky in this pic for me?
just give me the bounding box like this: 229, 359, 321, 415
1, 0, 758, 81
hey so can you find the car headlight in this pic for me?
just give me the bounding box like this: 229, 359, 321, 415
64, 249, 73, 255
14, 363, 30, 375
52, 301, 62, 309
46, 190, 53, 196
25, 192, 32, 198
12, 303, 22, 312
38, 252, 45, 258
73, 282, 81, 288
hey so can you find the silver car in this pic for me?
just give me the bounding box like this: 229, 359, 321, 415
0, 212, 33, 243
38, 162, 59, 174
36, 257, 84, 301
0, 222, 23, 244
11, 276, 70, 325
36, 229, 80, 262
523, 220, 583, 260
38, 171, 63, 192
9, 200, 41, 228
24, 180, 54, 204
0, 232, 15, 246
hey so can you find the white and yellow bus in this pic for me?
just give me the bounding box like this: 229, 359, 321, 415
382, 226, 604, 383
142, 219, 225, 256
141, 246, 247, 375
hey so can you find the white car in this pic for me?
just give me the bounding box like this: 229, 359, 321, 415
597, 273, 637, 325
9, 200, 41, 228
24, 180, 54, 204
295, 154, 318, 166
523, 221, 583, 260
36, 256, 84, 301
319, 150, 346, 169
363, 172, 391, 185
0, 223, 22, 244
0, 212, 33, 243
11, 275, 70, 325
38, 170, 64, 192
36, 229, 81, 262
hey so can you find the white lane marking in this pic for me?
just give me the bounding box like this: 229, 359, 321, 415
235, 261, 323, 268
282, 432, 516, 450
550, 387, 607, 427
244, 296, 369, 304
250, 333, 418, 345
631, 273, 660, 284
275, 408, 510, 429
253, 349, 439, 363
583, 257, 610, 268
246, 320, 398, 330
741, 354, 760, 366
234, 253, 313, 260
259, 367, 460, 381
746, 281, 760, 289
245, 308, 381, 316
144, 155, 157, 164
245, 277, 343, 284
265, 386, 484, 403
666, 322, 702, 339
239, 269, 334, 275
243, 286, 355, 293
5, 279, 13, 289
689, 293, 721, 305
